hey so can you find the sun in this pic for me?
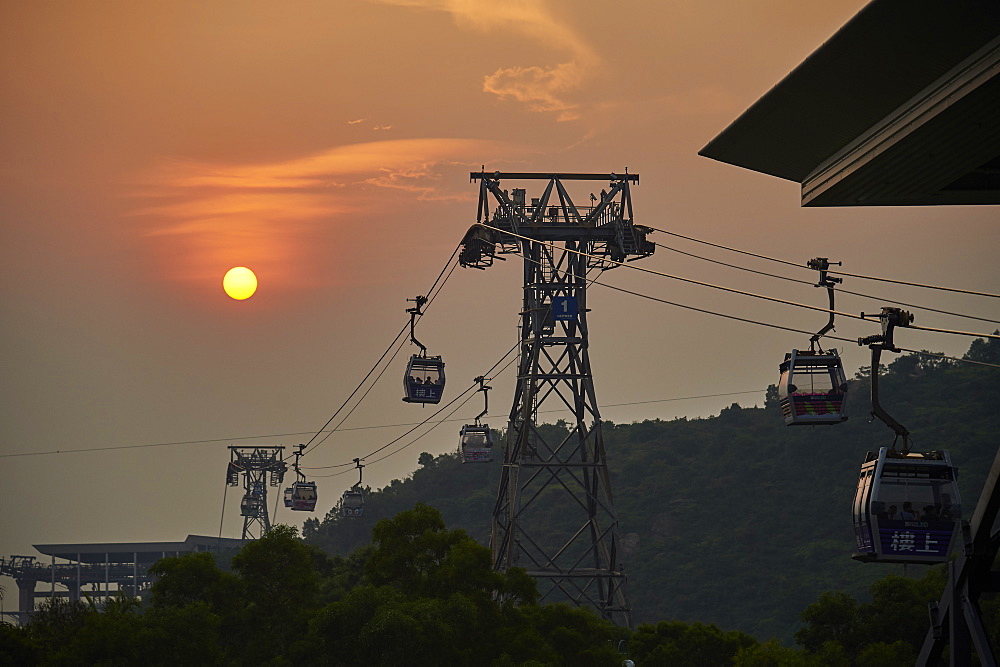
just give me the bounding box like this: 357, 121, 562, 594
223, 267, 258, 300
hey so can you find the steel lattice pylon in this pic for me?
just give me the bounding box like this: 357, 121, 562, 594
461, 171, 654, 627
226, 446, 286, 540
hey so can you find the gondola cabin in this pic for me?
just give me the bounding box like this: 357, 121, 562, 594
777, 349, 848, 425
342, 489, 364, 517
283, 481, 318, 512
240, 493, 264, 517
853, 447, 962, 564
403, 355, 445, 404
460, 424, 493, 463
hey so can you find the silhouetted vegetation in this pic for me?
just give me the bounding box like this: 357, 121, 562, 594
306, 336, 1000, 642
2, 337, 998, 663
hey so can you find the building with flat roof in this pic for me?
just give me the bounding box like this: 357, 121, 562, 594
0, 535, 245, 624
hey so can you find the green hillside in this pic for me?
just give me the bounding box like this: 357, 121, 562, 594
304, 336, 1000, 642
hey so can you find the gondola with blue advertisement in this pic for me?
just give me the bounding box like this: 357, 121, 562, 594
853, 447, 962, 563
852, 307, 964, 564
402, 295, 446, 404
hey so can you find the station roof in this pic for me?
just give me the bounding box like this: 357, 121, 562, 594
699, 0, 1000, 206
33, 535, 246, 564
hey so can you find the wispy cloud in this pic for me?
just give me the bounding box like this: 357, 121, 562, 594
484, 62, 586, 120
145, 138, 505, 191
130, 138, 514, 280
375, 0, 598, 118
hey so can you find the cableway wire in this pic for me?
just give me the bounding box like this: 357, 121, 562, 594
593, 268, 1000, 369
305, 340, 521, 476
305, 257, 463, 456
297, 323, 409, 463
654, 242, 1000, 325
651, 227, 804, 269
655, 242, 815, 286
480, 223, 1000, 341
507, 245, 1000, 370
7, 233, 998, 462
828, 268, 1000, 298
299, 243, 462, 459
0, 389, 769, 460
302, 332, 409, 457
481, 223, 866, 323
364, 352, 522, 467
304, 262, 458, 466
217, 482, 228, 540
867, 319, 1000, 341
646, 225, 1000, 299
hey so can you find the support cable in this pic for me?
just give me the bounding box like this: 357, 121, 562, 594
902, 323, 999, 340
364, 357, 519, 466
303, 333, 410, 456
480, 224, 865, 321
359, 340, 520, 461
272, 485, 281, 524
649, 227, 803, 269
217, 482, 228, 540
300, 245, 461, 457
829, 268, 1000, 298
655, 242, 1000, 325
0, 390, 774, 459
655, 242, 815, 286
306, 342, 521, 475
595, 276, 1000, 368
299, 325, 408, 459
7, 235, 998, 462
481, 224, 1000, 341
509, 246, 1000, 370
646, 225, 1000, 299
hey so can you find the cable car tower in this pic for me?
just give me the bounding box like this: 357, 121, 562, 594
460, 170, 654, 627
226, 446, 286, 540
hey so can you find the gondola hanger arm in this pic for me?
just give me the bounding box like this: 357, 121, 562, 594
858, 307, 914, 451
406, 295, 429, 356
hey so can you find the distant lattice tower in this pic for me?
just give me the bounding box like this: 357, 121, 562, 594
227, 446, 286, 540
460, 171, 654, 628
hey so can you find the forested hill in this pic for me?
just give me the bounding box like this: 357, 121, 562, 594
304, 336, 1000, 642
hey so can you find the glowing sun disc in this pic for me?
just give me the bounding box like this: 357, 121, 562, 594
223, 267, 258, 300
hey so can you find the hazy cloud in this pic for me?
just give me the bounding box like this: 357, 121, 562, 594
375, 0, 598, 117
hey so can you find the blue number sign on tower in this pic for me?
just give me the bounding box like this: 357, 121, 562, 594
552, 296, 578, 321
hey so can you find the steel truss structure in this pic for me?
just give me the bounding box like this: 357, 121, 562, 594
227, 446, 286, 540
462, 171, 654, 627
917, 444, 1000, 665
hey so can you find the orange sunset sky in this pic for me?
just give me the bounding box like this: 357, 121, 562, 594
2, 1, 998, 572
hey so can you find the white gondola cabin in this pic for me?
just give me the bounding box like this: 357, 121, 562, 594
342, 489, 364, 517
283, 481, 318, 512
853, 447, 962, 564
777, 349, 848, 425
459, 424, 493, 463
403, 355, 445, 404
